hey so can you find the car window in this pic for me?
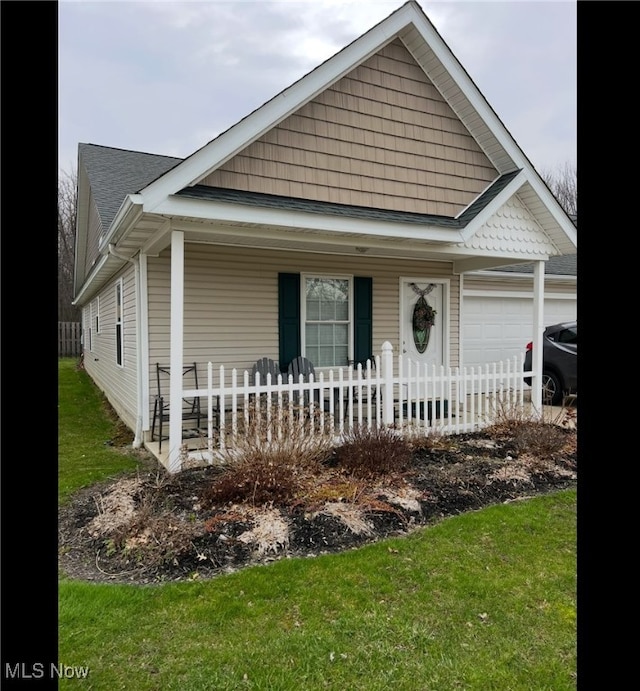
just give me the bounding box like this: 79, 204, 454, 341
553, 326, 577, 345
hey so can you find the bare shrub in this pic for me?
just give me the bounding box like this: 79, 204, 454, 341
509, 422, 569, 460
483, 396, 573, 460
334, 424, 412, 478
204, 401, 335, 506
402, 422, 459, 453
484, 396, 539, 437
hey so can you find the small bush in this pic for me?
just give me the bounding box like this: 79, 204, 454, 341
334, 424, 412, 478
204, 455, 305, 506
509, 422, 569, 460
204, 401, 334, 506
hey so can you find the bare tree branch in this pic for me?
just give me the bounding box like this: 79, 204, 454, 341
58, 168, 81, 321
540, 162, 577, 219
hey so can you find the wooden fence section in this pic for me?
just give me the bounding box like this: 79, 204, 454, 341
58, 322, 82, 357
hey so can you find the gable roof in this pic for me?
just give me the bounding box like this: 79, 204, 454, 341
75, 1, 576, 305
100, 0, 574, 254
78, 144, 180, 232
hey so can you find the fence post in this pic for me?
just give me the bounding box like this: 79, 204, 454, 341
381, 341, 394, 426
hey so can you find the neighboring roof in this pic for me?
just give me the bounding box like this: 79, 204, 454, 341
490, 253, 577, 277
78, 143, 181, 231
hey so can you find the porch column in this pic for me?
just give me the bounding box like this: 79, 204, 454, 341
531, 260, 545, 416
168, 230, 185, 473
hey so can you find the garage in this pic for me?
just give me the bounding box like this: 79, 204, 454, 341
462, 293, 576, 369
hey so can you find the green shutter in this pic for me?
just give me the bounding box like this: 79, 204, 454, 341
353, 276, 373, 366
278, 273, 300, 371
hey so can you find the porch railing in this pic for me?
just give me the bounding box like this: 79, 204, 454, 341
170, 341, 531, 472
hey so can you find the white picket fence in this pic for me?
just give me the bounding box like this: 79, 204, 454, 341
175, 341, 531, 470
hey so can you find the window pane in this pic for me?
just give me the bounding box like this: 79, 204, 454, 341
304, 277, 350, 367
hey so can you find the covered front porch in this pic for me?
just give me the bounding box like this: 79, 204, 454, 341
144, 341, 550, 472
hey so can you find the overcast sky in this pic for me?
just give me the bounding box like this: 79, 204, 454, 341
58, 0, 576, 177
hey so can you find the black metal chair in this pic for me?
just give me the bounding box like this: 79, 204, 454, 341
151, 363, 202, 452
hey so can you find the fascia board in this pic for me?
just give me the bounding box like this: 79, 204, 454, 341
152, 195, 465, 244
458, 171, 527, 242
137, 4, 417, 211
522, 176, 578, 247
73, 253, 118, 306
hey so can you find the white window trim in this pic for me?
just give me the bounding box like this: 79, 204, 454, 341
301, 273, 353, 369
115, 278, 124, 367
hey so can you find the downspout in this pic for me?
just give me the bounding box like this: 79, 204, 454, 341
109, 244, 144, 447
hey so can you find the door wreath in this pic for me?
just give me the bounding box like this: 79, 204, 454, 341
410, 283, 437, 354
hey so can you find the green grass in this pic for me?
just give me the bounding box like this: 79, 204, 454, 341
58, 359, 576, 689
58, 358, 141, 503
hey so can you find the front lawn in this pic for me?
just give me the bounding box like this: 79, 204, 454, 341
58, 358, 576, 689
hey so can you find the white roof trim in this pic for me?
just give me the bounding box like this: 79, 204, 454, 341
459, 171, 527, 242
106, 0, 575, 258
151, 195, 465, 244
139, 3, 417, 211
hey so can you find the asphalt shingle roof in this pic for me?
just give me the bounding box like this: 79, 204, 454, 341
175, 170, 522, 230
79, 143, 181, 231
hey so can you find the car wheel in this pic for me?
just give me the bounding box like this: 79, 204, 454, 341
542, 371, 563, 406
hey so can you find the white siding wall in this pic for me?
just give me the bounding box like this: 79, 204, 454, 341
82, 264, 139, 431
146, 244, 460, 411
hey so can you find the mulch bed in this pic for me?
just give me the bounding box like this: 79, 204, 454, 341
58, 428, 577, 586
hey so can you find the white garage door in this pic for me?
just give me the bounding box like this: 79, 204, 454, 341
462, 296, 577, 368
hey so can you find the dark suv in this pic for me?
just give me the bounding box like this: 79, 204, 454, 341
524, 321, 577, 406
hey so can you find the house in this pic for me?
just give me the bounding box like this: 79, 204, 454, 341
73, 1, 577, 472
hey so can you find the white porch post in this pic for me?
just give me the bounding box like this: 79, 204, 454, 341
168, 230, 185, 473
531, 260, 545, 416
381, 341, 394, 425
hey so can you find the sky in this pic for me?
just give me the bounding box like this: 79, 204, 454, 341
58, 0, 576, 177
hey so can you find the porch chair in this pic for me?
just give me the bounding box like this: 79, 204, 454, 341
250, 356, 282, 406
251, 357, 281, 384
151, 363, 203, 453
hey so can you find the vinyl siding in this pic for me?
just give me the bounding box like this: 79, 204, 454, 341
82, 264, 139, 432
200, 39, 496, 217
146, 244, 460, 405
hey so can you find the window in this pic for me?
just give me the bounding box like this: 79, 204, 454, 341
278, 273, 371, 373
302, 276, 351, 367
115, 279, 124, 366
94, 297, 100, 334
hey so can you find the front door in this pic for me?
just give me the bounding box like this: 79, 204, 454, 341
400, 278, 447, 369
400, 278, 449, 406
